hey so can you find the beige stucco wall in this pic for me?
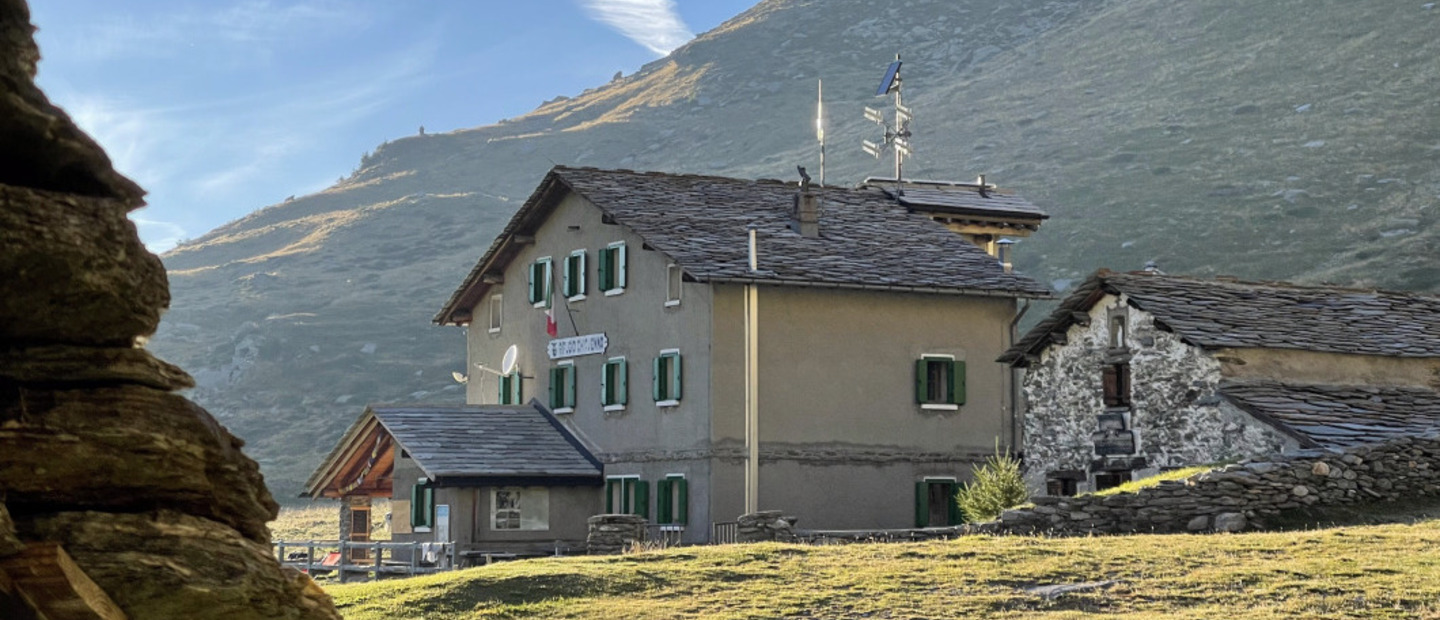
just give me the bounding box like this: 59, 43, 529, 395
709, 283, 1021, 529
464, 192, 714, 458
1215, 347, 1440, 389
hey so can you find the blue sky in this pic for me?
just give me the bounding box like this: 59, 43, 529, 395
29, 1, 755, 252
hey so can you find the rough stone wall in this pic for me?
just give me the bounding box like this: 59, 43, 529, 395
987, 435, 1440, 535
586, 514, 647, 554
0, 2, 339, 617
1021, 293, 1296, 492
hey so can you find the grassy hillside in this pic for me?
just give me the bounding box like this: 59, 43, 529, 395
328, 518, 1440, 619
146, 0, 1440, 499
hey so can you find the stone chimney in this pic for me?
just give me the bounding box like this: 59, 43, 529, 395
791, 171, 820, 238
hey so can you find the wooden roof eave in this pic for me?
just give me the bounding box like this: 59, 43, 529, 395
302, 408, 384, 498
433, 170, 570, 326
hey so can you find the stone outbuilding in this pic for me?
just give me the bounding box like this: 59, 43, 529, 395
999, 269, 1440, 496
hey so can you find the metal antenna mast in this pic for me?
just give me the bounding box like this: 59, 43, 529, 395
861, 54, 913, 186
816, 79, 826, 186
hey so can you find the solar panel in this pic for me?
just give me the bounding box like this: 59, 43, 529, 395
876, 60, 901, 96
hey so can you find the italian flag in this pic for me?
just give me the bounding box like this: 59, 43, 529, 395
546, 308, 558, 338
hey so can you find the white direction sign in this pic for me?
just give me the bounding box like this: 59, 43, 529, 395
547, 333, 608, 360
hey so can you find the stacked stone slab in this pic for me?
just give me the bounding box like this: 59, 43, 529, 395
586, 514, 647, 554
736, 511, 798, 543
981, 434, 1440, 536
0, 1, 338, 617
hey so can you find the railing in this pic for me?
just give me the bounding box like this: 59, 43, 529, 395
711, 521, 738, 545
645, 524, 686, 548
273, 540, 457, 583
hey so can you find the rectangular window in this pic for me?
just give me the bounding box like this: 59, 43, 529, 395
914, 478, 961, 527
528, 257, 553, 308
491, 487, 550, 531
604, 476, 649, 518
665, 264, 682, 307
410, 481, 434, 530
652, 350, 682, 406
655, 474, 689, 525
601, 357, 629, 410
597, 242, 628, 295
915, 356, 965, 408
498, 371, 523, 405
487, 294, 503, 333
563, 250, 587, 300
549, 362, 576, 412
1108, 309, 1128, 349
1102, 363, 1132, 407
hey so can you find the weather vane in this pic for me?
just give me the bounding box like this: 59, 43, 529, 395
861, 54, 913, 183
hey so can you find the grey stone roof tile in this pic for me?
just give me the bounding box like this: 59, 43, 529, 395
1221, 381, 1440, 448
370, 403, 601, 481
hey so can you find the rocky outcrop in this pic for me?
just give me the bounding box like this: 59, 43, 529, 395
0, 1, 339, 617
736, 511, 798, 543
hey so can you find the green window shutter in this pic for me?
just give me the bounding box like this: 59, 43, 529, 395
565, 365, 576, 408
670, 353, 683, 401
548, 368, 558, 408
598, 248, 612, 291
601, 362, 611, 406
652, 356, 662, 401
605, 479, 617, 513
577, 252, 587, 295
562, 255, 573, 298
914, 481, 929, 528
656, 479, 672, 524
410, 483, 423, 527
498, 373, 508, 404
952, 361, 966, 406
411, 484, 433, 529
543, 260, 553, 308
618, 360, 628, 405
616, 244, 628, 288
527, 262, 537, 304
515, 374, 523, 403
915, 359, 929, 403
675, 478, 689, 524
634, 480, 650, 519
948, 483, 963, 526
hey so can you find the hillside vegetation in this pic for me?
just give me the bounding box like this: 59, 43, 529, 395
146, 0, 1440, 498
328, 518, 1440, 619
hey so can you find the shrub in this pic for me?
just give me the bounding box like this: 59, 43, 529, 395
956, 448, 1028, 523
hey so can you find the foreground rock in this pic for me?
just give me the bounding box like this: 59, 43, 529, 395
0, 1, 339, 617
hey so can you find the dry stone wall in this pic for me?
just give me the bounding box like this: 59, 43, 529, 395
987, 435, 1440, 535
1021, 293, 1296, 492
586, 514, 647, 554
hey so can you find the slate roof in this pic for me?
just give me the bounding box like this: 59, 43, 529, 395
1000, 270, 1440, 366
437, 167, 1051, 324
1221, 381, 1440, 448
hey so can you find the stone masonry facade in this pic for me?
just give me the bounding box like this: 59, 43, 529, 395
1021, 293, 1296, 493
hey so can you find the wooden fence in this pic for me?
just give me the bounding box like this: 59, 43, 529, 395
273, 540, 457, 583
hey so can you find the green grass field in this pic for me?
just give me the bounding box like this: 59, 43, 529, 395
325, 513, 1440, 619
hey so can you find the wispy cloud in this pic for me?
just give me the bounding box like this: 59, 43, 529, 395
579, 0, 694, 56
129, 213, 188, 253
57, 1, 370, 62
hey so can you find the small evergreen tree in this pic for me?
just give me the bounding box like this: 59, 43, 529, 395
956, 446, 1028, 523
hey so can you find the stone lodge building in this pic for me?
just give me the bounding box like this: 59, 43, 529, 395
999, 269, 1440, 496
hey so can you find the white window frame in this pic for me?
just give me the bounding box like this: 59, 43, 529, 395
605, 474, 642, 515
488, 294, 502, 334
565, 249, 588, 302
919, 353, 959, 411
656, 347, 681, 408
665, 263, 682, 307
531, 257, 553, 309
552, 359, 575, 414
602, 356, 627, 412
602, 241, 628, 296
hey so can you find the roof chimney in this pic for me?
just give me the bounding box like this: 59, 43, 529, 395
791, 166, 820, 237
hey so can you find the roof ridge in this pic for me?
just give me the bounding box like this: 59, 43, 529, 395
1108, 270, 1440, 299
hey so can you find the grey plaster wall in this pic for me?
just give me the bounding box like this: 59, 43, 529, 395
1021, 293, 1296, 493
471, 485, 595, 553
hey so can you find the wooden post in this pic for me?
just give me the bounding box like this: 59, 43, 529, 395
337, 541, 347, 584
305, 543, 314, 575
276, 541, 286, 565
372, 541, 381, 579
408, 541, 418, 576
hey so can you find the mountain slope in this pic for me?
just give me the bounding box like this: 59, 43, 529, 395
150, 0, 1440, 498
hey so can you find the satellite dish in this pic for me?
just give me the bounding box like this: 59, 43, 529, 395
451, 371, 467, 384
500, 345, 519, 376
